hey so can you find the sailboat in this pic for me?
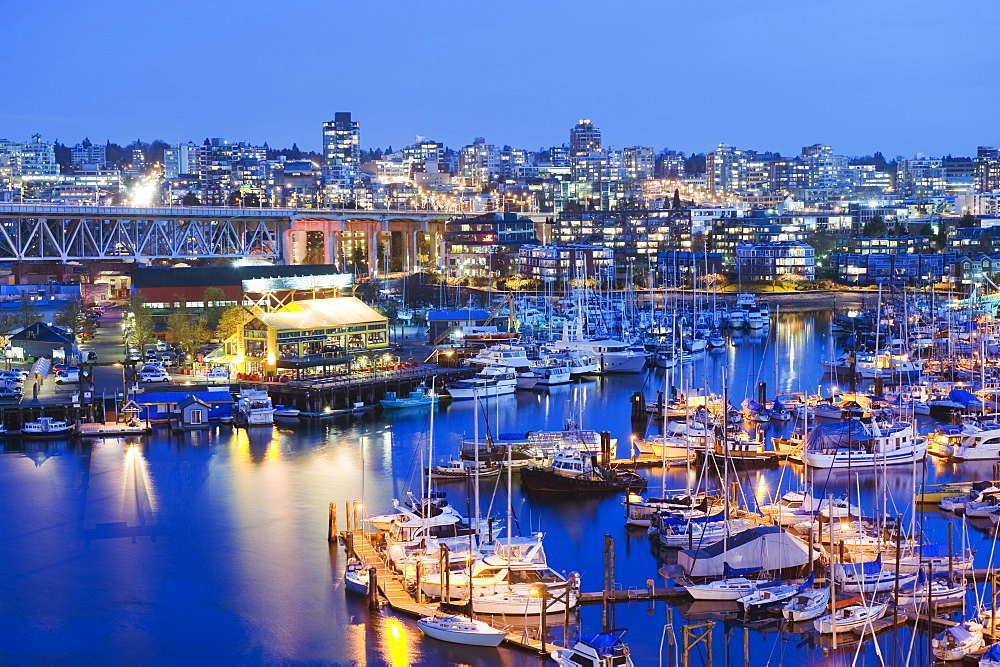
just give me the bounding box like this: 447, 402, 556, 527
551, 632, 635, 667
813, 599, 888, 633
931, 620, 985, 661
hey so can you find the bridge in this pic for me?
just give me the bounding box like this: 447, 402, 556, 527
0, 204, 550, 270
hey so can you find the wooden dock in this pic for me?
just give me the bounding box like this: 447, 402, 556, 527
344, 530, 553, 655
78, 422, 150, 437
578, 585, 688, 604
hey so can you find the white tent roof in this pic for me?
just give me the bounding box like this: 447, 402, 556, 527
257, 297, 386, 331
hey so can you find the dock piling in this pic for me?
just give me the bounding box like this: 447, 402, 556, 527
328, 503, 337, 543
368, 566, 379, 610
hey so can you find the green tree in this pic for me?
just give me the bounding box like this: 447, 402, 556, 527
128, 294, 155, 349
960, 212, 978, 228
202, 287, 227, 329
214, 305, 251, 341
862, 215, 889, 236
182, 192, 200, 206
168, 309, 209, 366
672, 189, 682, 209
917, 222, 934, 236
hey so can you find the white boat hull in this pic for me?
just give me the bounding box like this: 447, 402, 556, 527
417, 616, 506, 647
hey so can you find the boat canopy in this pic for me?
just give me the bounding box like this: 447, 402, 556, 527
949, 389, 982, 406
805, 421, 877, 449
657, 510, 725, 525
837, 555, 882, 577
579, 632, 627, 656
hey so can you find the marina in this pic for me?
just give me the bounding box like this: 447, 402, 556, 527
9, 304, 1000, 665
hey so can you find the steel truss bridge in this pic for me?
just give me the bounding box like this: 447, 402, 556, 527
0, 204, 548, 264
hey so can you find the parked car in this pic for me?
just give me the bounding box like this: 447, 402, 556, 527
55, 369, 80, 384
140, 370, 170, 383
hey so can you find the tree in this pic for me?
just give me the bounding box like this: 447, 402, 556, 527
980, 231, 995, 255
128, 294, 155, 349
14, 292, 42, 329
182, 192, 201, 206
917, 222, 934, 236
202, 287, 227, 329
214, 305, 251, 341
672, 189, 682, 209
960, 212, 978, 228
55, 299, 95, 338
862, 215, 888, 236
168, 310, 209, 365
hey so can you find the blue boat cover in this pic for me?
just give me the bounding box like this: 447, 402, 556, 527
916, 543, 950, 558
805, 421, 875, 449
724, 562, 764, 577
742, 398, 762, 411
949, 389, 982, 406
580, 632, 626, 656
658, 511, 726, 525
838, 554, 882, 577
772, 399, 784, 411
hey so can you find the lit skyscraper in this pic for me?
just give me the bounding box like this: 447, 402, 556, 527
569, 119, 601, 156
322, 112, 361, 205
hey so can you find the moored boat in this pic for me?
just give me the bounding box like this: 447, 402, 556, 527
416, 614, 506, 647
22, 417, 74, 439
551, 632, 635, 667
343, 558, 369, 596
813, 600, 888, 634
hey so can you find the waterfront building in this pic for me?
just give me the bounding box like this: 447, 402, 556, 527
212, 296, 388, 380
948, 253, 1000, 290
839, 235, 933, 255
517, 243, 614, 285
443, 212, 538, 279
734, 241, 815, 282
322, 112, 361, 206
554, 209, 691, 259
8, 322, 77, 362
657, 251, 725, 287
830, 252, 947, 287
198, 138, 267, 206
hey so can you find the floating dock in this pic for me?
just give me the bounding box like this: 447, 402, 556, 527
343, 530, 554, 655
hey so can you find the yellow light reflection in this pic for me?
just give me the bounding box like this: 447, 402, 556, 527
122, 442, 157, 526
384, 618, 411, 667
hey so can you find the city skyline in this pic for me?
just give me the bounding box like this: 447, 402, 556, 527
4, 1, 999, 156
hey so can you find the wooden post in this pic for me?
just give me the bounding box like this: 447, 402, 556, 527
328, 502, 337, 543
538, 586, 548, 654
368, 566, 378, 610
345, 501, 351, 533
415, 560, 422, 604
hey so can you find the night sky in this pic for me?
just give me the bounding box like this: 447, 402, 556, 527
4, 0, 998, 157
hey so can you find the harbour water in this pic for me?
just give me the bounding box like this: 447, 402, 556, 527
0, 311, 989, 665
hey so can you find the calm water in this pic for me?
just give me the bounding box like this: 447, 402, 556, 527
0, 312, 989, 666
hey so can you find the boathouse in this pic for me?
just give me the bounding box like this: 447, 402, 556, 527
135, 390, 235, 422
173, 395, 211, 429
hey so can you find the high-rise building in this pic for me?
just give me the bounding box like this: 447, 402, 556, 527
706, 144, 749, 195
458, 138, 499, 188
569, 119, 601, 156
622, 147, 655, 180
975, 146, 1000, 193
164, 142, 200, 178
322, 112, 361, 205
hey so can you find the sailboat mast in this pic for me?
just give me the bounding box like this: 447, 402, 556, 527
473, 388, 481, 536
